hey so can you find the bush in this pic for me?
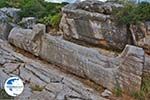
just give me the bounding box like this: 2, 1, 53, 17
31, 84, 44, 92
18, 0, 47, 18
113, 2, 150, 25
50, 13, 62, 29
0, 89, 14, 99
0, 0, 65, 29
130, 76, 150, 100
0, 0, 8, 8
39, 13, 61, 30
39, 15, 52, 25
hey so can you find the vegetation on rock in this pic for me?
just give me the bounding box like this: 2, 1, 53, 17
130, 76, 150, 100
39, 13, 62, 29
31, 84, 44, 92
113, 2, 150, 25
0, 0, 66, 30
0, 89, 14, 99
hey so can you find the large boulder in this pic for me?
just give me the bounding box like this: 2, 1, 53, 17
8, 24, 45, 56
8, 26, 144, 92
39, 34, 144, 92
0, 8, 21, 40
0, 39, 106, 100
0, 7, 21, 23
60, 0, 128, 50
137, 21, 150, 54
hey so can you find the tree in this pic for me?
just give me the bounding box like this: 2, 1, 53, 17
113, 2, 150, 45
0, 0, 65, 30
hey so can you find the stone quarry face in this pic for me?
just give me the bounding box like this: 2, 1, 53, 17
0, 39, 106, 100
8, 23, 145, 93
40, 35, 144, 92
1, 1, 150, 99
60, 1, 129, 50
60, 0, 150, 53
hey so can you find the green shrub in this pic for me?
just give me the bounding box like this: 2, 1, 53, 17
0, 89, 14, 99
50, 13, 62, 29
39, 14, 52, 25
130, 76, 150, 100
0, 0, 65, 30
19, 0, 47, 18
0, 0, 8, 8
31, 85, 44, 92
39, 13, 62, 30
114, 86, 122, 97
113, 81, 122, 97
113, 2, 150, 25
130, 91, 145, 100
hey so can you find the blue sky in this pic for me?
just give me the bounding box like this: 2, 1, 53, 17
45, 0, 106, 3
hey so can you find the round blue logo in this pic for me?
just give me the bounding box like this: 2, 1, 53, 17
4, 76, 24, 97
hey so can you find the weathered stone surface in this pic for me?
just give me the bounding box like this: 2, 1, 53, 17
0, 39, 106, 100
60, 1, 128, 50
101, 89, 112, 97
137, 22, 150, 54
19, 66, 47, 87
20, 17, 36, 29
146, 21, 150, 35
0, 68, 10, 88
15, 84, 32, 100
3, 63, 20, 73
0, 23, 13, 40
29, 90, 55, 100
62, 77, 106, 100
8, 24, 45, 56
39, 34, 144, 92
144, 54, 150, 74
76, 0, 123, 14
0, 7, 21, 23
0, 8, 20, 39
118, 45, 144, 92
7, 23, 145, 92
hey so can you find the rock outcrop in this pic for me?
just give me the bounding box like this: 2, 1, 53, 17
1, 1, 150, 99
8, 25, 144, 92
144, 54, 150, 75
137, 21, 150, 54
60, 0, 129, 50
0, 7, 20, 39
60, 0, 150, 53
8, 24, 45, 56
19, 17, 37, 29
40, 35, 144, 92
0, 39, 106, 100
0, 7, 20, 23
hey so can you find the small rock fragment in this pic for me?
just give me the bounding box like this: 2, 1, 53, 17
101, 89, 112, 97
